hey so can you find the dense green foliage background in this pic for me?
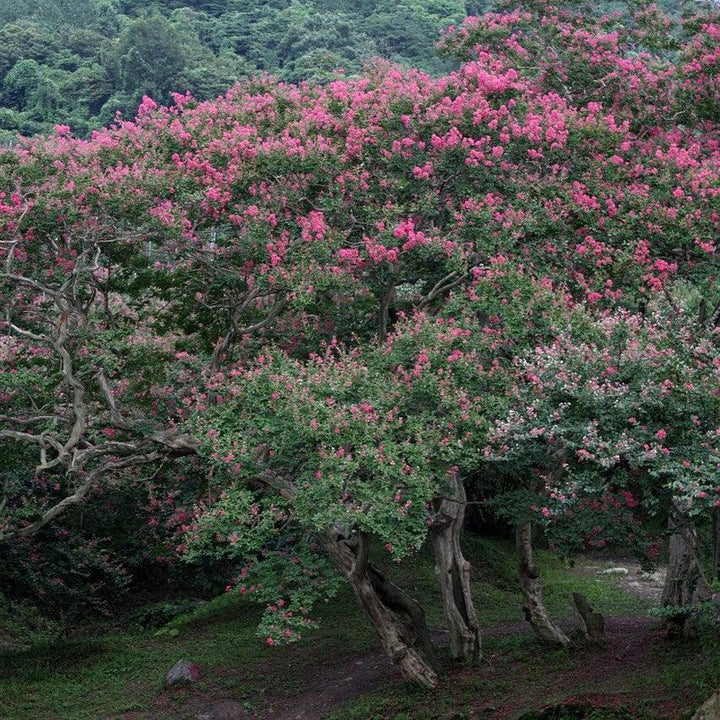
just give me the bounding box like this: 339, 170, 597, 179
0, 0, 493, 141
0, 0, 693, 142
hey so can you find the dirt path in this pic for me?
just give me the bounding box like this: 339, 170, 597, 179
251, 556, 669, 720
192, 617, 671, 720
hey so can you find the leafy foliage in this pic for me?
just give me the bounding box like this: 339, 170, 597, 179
0, 0, 479, 141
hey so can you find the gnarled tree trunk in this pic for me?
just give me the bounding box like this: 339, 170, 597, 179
516, 523, 571, 648
572, 592, 605, 641
662, 502, 713, 638
429, 472, 481, 662
321, 530, 438, 688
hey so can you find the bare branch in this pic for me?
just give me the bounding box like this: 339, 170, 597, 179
96, 367, 126, 428
1, 271, 58, 300
53, 309, 86, 462
6, 320, 49, 344
234, 298, 288, 336
0, 429, 45, 444
149, 429, 201, 452
211, 295, 288, 370
418, 270, 473, 311
0, 415, 58, 425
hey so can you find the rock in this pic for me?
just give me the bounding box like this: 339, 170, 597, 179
599, 567, 629, 576
165, 659, 201, 688
638, 569, 665, 584
572, 592, 605, 641
692, 690, 720, 720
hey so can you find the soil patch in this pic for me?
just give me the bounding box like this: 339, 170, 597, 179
183, 618, 676, 720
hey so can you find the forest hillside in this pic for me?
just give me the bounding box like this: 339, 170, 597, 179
0, 0, 692, 142
0, 0, 488, 141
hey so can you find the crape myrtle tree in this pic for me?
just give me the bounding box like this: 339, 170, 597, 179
485, 302, 720, 635
182, 326, 484, 687
0, 0, 718, 686
180, 266, 583, 682
436, 0, 720, 628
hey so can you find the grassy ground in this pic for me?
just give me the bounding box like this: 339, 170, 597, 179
0, 586, 378, 720
0, 536, 716, 720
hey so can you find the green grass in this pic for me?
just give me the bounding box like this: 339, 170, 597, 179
0, 536, 706, 720
534, 553, 654, 619
0, 579, 379, 720
375, 533, 653, 630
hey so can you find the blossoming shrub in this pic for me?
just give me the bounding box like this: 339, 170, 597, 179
486, 301, 720, 555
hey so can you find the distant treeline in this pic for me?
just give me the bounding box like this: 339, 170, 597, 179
0, 0, 686, 140
0, 0, 487, 140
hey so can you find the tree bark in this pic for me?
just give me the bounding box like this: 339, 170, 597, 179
516, 523, 571, 648
572, 592, 604, 641
662, 502, 713, 637
378, 284, 396, 342
429, 472, 481, 662
321, 530, 438, 688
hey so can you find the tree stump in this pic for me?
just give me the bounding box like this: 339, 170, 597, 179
572, 592, 605, 641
